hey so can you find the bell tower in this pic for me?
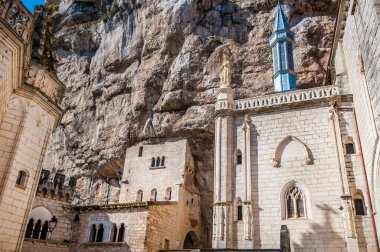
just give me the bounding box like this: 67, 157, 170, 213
269, 3, 296, 92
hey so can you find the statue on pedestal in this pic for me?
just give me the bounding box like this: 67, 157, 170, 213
220, 49, 232, 86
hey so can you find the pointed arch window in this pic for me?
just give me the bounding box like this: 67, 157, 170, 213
40, 221, 49, 240
161, 156, 165, 166
236, 198, 243, 221
89, 224, 96, 242
285, 186, 306, 219
32, 219, 42, 239
25, 218, 34, 238
111, 224, 118, 242
151, 157, 155, 167
118, 223, 125, 242
96, 224, 104, 242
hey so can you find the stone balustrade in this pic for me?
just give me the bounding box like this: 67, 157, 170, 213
216, 85, 340, 112
0, 0, 33, 41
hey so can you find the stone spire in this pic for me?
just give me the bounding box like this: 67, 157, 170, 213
269, 3, 296, 92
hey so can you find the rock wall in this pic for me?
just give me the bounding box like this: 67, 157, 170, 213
41, 0, 338, 245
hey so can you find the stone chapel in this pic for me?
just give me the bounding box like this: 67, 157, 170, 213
212, 2, 380, 251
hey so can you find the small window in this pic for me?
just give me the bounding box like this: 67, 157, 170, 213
346, 143, 355, 154
156, 157, 161, 167
151, 189, 157, 201
137, 190, 143, 202
138, 146, 143, 157
236, 149, 242, 165
16, 170, 27, 187
164, 239, 170, 249
151, 157, 155, 167
165, 187, 172, 200
112, 224, 117, 242
237, 205, 243, 221
354, 199, 365, 215
89, 224, 96, 242
161, 156, 165, 166
96, 224, 104, 242
118, 223, 125, 242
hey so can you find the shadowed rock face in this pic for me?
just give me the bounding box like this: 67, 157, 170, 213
42, 0, 337, 244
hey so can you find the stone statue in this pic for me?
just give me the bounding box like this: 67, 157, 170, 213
220, 49, 232, 86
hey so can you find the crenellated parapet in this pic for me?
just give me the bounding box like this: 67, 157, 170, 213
36, 170, 76, 203
25, 63, 65, 104
0, 0, 33, 42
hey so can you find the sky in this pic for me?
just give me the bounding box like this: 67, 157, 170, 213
21, 0, 45, 12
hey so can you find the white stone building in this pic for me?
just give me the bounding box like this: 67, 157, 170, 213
212, 2, 380, 251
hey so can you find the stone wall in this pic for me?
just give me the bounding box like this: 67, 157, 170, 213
22, 240, 71, 252
337, 0, 380, 243
120, 138, 194, 203
72, 207, 148, 252
224, 101, 377, 250
0, 96, 55, 251
27, 195, 73, 242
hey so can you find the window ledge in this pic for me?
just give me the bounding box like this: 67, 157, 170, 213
149, 166, 166, 169
15, 184, 26, 190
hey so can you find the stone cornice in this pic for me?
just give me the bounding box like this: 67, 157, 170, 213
215, 85, 340, 113
71, 201, 178, 212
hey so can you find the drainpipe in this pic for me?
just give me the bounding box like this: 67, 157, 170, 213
353, 109, 380, 251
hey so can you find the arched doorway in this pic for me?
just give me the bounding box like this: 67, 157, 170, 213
183, 231, 198, 249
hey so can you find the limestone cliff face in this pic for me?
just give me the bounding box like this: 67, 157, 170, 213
43, 0, 337, 243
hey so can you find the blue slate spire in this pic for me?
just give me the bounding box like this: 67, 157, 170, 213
269, 3, 296, 92
273, 4, 289, 31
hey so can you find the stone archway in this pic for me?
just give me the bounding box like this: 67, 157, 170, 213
183, 231, 198, 249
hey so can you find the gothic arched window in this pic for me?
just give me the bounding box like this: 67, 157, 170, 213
40, 221, 49, 240
136, 190, 143, 202
25, 218, 34, 238
89, 224, 96, 242
151, 188, 157, 201
112, 224, 117, 242
118, 223, 125, 242
32, 219, 42, 239
151, 157, 155, 167
96, 224, 104, 242
161, 156, 165, 166
285, 186, 306, 219
236, 198, 243, 221
156, 157, 161, 167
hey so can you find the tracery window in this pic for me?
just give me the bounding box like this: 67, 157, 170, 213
285, 186, 306, 219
